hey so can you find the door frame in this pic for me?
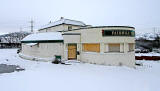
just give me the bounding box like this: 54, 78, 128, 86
68, 43, 77, 60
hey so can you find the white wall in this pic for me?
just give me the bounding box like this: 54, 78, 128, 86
81, 52, 135, 67
63, 25, 82, 30
63, 35, 80, 43
24, 26, 136, 67
64, 27, 135, 67
39, 25, 65, 33
67, 27, 135, 44
21, 43, 64, 61
39, 24, 82, 33
63, 35, 81, 60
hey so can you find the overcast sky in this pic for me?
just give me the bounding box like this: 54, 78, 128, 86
0, 0, 160, 34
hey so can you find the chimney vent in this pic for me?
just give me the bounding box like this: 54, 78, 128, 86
60, 17, 64, 19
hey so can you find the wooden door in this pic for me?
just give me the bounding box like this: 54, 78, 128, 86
68, 44, 77, 59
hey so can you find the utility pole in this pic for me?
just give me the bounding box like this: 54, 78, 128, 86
29, 19, 34, 33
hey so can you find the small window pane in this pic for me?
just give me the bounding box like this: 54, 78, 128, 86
108, 44, 120, 52
129, 43, 134, 51
68, 26, 72, 30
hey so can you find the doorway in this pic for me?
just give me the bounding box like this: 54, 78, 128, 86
68, 44, 77, 60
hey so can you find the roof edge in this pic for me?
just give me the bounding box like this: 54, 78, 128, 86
62, 26, 135, 32
21, 40, 64, 43
39, 23, 86, 31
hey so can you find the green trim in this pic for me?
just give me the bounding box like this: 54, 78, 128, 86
21, 40, 64, 43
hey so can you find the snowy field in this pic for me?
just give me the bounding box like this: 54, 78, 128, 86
0, 49, 160, 91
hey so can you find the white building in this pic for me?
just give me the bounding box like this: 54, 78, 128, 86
20, 17, 135, 67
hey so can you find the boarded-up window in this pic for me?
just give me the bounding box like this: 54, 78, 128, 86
108, 43, 120, 52
129, 43, 134, 51
83, 43, 100, 52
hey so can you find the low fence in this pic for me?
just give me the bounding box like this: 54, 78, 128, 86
135, 56, 160, 60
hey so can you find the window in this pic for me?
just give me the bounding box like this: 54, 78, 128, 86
129, 43, 134, 52
68, 26, 72, 30
83, 43, 100, 52
108, 43, 120, 52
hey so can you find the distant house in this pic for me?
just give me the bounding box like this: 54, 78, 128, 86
20, 17, 135, 67
0, 31, 30, 48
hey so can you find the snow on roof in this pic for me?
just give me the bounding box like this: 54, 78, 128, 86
39, 18, 86, 30
26, 43, 37, 46
21, 32, 63, 42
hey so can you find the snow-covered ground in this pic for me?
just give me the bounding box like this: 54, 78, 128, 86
0, 49, 160, 91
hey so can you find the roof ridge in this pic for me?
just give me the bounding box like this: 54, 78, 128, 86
41, 19, 62, 27
63, 18, 85, 24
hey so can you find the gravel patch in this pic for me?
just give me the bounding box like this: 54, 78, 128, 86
0, 64, 25, 74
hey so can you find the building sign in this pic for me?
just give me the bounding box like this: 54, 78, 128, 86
102, 30, 135, 37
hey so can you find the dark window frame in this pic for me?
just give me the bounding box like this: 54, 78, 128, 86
102, 30, 135, 37
68, 26, 72, 30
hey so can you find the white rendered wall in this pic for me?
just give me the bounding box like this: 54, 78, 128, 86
67, 28, 135, 44
39, 25, 65, 33
35, 26, 136, 67
63, 35, 80, 43
63, 35, 81, 60
81, 52, 135, 67
39, 24, 82, 33
21, 43, 64, 61
66, 27, 135, 53
65, 27, 135, 67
